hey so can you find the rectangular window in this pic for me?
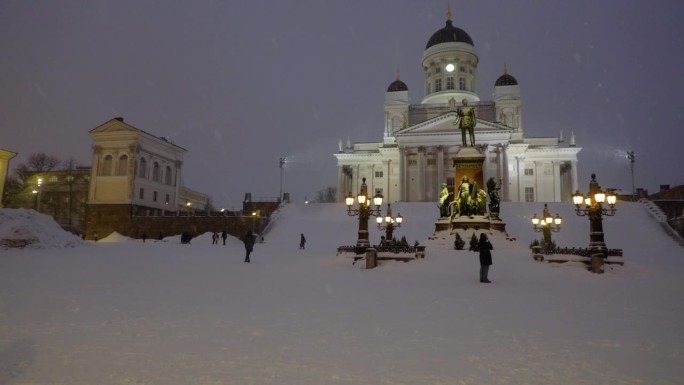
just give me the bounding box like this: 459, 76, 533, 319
427, 158, 436, 166
525, 168, 534, 176
435, 78, 442, 92
165, 194, 170, 204
459, 77, 466, 90
435, 67, 441, 74
446, 77, 454, 90
460, 65, 465, 72
139, 188, 144, 199
408, 159, 417, 166
375, 171, 383, 178
153, 191, 158, 202
525, 187, 535, 202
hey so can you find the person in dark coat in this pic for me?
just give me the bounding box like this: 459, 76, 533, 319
299, 233, 306, 249
478, 233, 493, 283
221, 231, 227, 245
242, 230, 256, 263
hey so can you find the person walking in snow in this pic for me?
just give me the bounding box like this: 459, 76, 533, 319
221, 231, 227, 245
242, 230, 256, 263
299, 233, 306, 249
478, 233, 494, 283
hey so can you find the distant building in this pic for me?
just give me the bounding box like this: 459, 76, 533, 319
23, 168, 91, 233
0, 149, 17, 208
334, 8, 580, 203
85, 117, 208, 239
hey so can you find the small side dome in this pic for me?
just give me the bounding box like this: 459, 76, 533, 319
495, 65, 518, 86
387, 79, 408, 92
387, 70, 408, 92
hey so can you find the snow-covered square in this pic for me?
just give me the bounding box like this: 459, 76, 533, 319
1, 201, 682, 384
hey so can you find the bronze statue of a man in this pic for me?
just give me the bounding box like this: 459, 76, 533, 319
454, 98, 476, 147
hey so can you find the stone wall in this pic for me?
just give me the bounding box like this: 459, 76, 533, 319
85, 204, 269, 241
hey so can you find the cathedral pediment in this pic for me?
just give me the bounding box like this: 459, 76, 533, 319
396, 112, 509, 137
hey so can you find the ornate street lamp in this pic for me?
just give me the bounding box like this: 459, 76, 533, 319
345, 177, 383, 248
531, 203, 562, 249
573, 174, 617, 272
376, 203, 403, 243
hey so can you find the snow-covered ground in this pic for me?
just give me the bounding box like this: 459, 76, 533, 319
0, 201, 682, 384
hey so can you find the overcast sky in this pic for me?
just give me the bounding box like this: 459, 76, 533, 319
1, 0, 683, 207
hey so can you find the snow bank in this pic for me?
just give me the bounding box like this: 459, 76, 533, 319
0, 208, 87, 249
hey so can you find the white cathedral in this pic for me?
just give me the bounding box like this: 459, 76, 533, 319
334, 10, 581, 204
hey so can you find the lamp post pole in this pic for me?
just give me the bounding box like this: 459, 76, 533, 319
627, 151, 635, 201
573, 174, 617, 273
345, 177, 383, 249
279, 157, 286, 202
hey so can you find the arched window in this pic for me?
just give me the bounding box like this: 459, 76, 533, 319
138, 158, 147, 178
153, 162, 160, 182
165, 166, 173, 185
101, 155, 113, 176
117, 154, 128, 175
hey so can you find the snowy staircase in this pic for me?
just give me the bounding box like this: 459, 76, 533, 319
640, 199, 684, 248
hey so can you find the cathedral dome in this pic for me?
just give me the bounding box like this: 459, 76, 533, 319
387, 79, 408, 92
495, 72, 518, 86
426, 19, 474, 49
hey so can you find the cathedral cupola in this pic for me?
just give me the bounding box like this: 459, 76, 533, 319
421, 5, 479, 105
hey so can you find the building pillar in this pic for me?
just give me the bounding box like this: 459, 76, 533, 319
417, 146, 426, 201
534, 160, 541, 201
337, 166, 346, 201
501, 144, 509, 201
516, 155, 526, 202
399, 147, 407, 201
437, 146, 445, 189
383, 160, 391, 202
552, 160, 561, 201
571, 160, 579, 196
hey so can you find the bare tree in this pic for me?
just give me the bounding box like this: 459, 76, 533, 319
314, 186, 337, 203
14, 153, 61, 180
61, 157, 80, 171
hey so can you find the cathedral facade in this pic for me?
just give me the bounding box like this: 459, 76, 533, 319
334, 12, 580, 204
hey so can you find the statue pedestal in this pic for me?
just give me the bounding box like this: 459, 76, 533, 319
434, 215, 507, 234
452, 146, 486, 189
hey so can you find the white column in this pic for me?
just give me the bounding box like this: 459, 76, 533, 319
400, 147, 407, 202
337, 166, 346, 201
437, 146, 444, 188
417, 147, 426, 201
571, 160, 579, 195
552, 161, 561, 202
516, 155, 526, 202
501, 144, 509, 201
534, 160, 541, 201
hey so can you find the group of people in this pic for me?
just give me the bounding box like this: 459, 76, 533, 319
207, 227, 494, 283
211, 231, 229, 245
239, 231, 306, 263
